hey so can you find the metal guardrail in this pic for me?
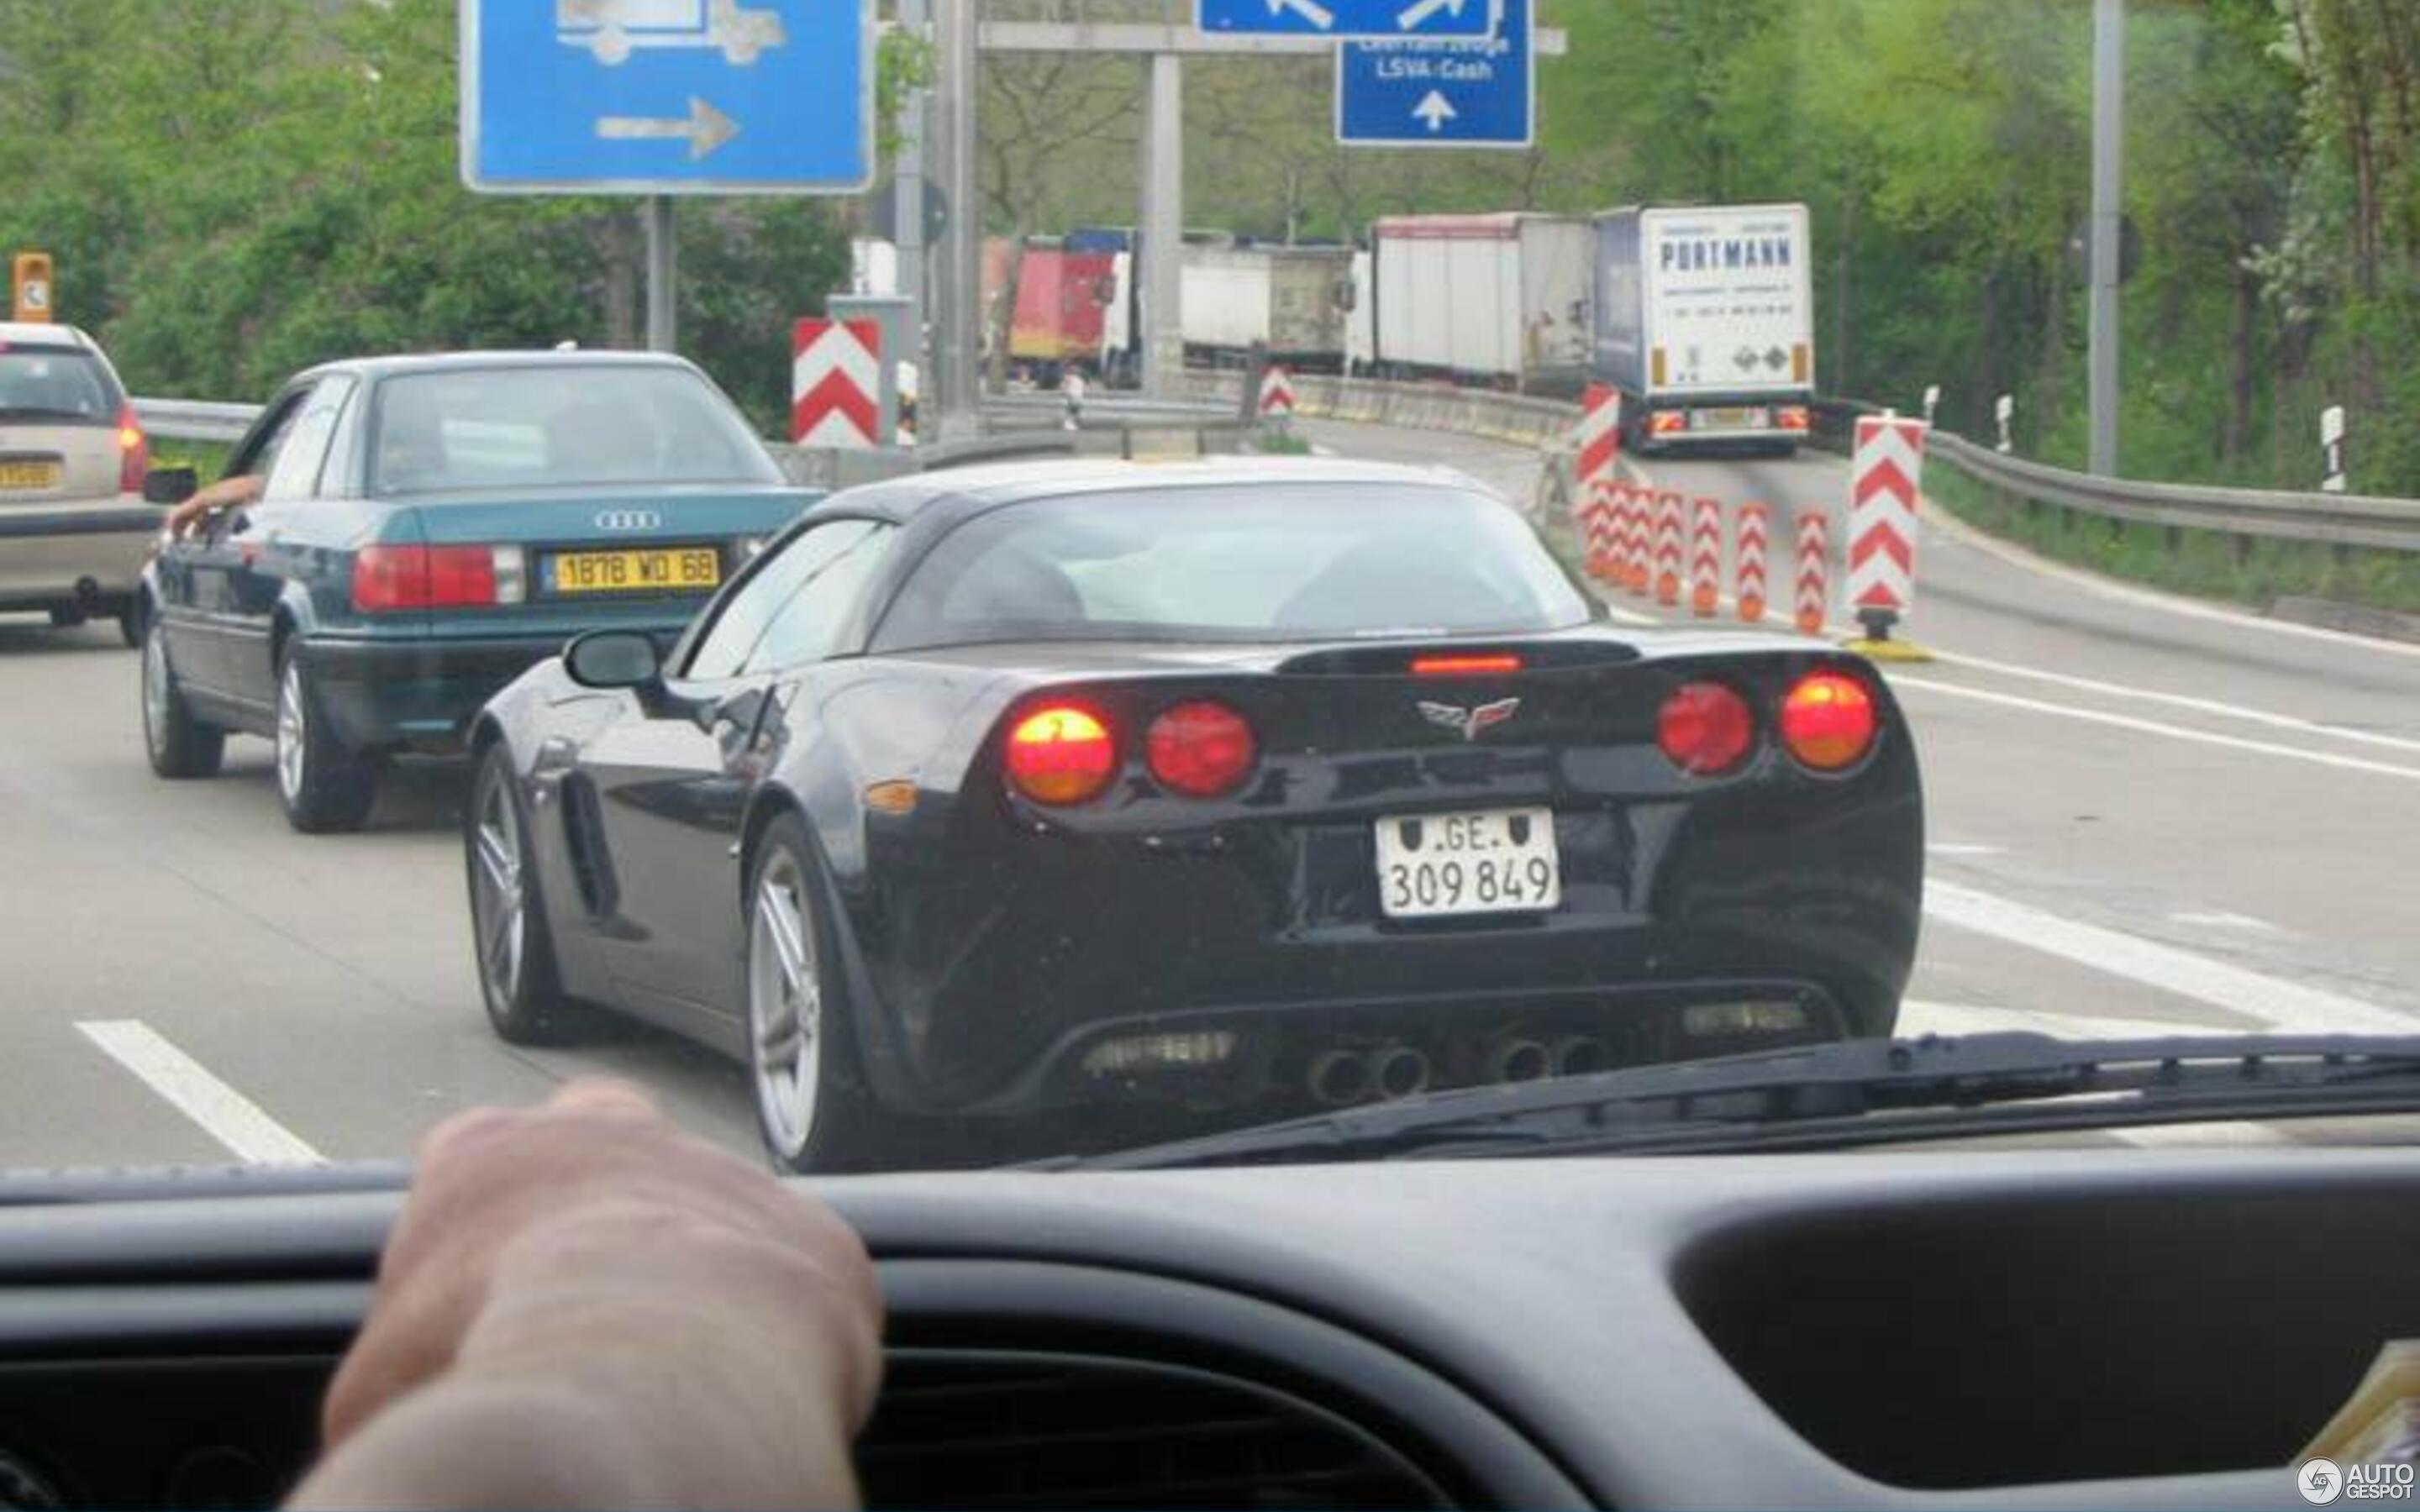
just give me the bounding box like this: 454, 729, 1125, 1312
135, 396, 260, 444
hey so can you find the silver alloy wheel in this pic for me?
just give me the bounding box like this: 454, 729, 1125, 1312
471, 773, 525, 1006
276, 660, 307, 803
749, 849, 823, 1161
142, 624, 170, 758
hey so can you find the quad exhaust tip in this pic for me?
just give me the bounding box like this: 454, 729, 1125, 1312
1484, 1037, 1552, 1084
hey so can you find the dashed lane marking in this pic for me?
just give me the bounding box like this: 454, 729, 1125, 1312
76, 1020, 325, 1165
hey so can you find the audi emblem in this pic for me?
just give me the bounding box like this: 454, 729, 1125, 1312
594, 509, 662, 532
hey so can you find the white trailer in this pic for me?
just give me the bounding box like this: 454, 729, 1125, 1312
1367, 213, 1593, 394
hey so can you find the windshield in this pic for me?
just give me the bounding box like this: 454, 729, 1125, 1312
1, 0, 2416, 1189
369, 366, 782, 495
874, 483, 1593, 648
0, 347, 116, 424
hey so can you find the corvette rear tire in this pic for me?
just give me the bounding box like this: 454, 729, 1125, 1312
468, 743, 590, 1047
275, 649, 377, 834
744, 813, 894, 1173
141, 617, 224, 780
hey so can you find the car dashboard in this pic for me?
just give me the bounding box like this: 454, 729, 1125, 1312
0, 1147, 2398, 1509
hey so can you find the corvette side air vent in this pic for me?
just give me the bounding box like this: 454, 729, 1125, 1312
856, 1352, 1455, 1509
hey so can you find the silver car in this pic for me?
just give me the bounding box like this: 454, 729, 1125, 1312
0, 323, 155, 643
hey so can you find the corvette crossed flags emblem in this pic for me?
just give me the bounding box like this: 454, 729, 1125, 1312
1417, 698, 1521, 742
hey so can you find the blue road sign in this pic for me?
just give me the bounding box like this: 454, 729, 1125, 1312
1197, 0, 1490, 40
461, 0, 872, 194
1336, 0, 1533, 149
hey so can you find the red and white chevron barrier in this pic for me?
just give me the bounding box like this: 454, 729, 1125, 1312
1620, 483, 1650, 595
1259, 365, 1297, 421
1581, 480, 1615, 579
1846, 415, 1928, 627
1576, 383, 1621, 495
1794, 511, 1828, 636
1654, 491, 1685, 607
1690, 497, 1722, 618
792, 318, 882, 449
1737, 502, 1770, 624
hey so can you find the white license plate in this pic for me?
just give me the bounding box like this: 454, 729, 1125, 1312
1375, 807, 1560, 920
1698, 407, 1769, 431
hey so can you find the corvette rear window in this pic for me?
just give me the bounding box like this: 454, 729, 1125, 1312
873, 483, 1592, 649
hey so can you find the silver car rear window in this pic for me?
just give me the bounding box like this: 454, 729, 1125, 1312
0, 347, 117, 425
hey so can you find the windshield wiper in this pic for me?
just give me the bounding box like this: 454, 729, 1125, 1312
1046, 1032, 2420, 1169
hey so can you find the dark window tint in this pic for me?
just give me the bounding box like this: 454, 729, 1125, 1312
875, 483, 1591, 650
687, 520, 891, 680
369, 365, 781, 496
0, 348, 117, 423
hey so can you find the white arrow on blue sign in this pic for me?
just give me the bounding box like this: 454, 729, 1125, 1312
1335, 0, 1533, 149
460, 0, 873, 195
1197, 0, 1490, 39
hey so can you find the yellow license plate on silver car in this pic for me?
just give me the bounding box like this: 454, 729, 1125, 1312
0, 460, 61, 491
544, 547, 722, 595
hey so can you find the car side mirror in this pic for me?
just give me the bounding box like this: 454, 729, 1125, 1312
143, 466, 199, 506
565, 629, 664, 692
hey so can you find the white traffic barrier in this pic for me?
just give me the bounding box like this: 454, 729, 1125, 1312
792, 318, 881, 449
2322, 404, 2347, 494
1654, 491, 1684, 607
1845, 415, 1928, 640
1794, 512, 1828, 636
1690, 496, 1722, 618
1737, 502, 1770, 624
1576, 382, 1620, 496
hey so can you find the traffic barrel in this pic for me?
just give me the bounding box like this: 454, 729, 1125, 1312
1654, 491, 1685, 607
1737, 502, 1770, 624
1690, 498, 1723, 617
1793, 511, 1828, 636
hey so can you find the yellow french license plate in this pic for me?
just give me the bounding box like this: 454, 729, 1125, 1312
0, 460, 60, 491
545, 547, 723, 596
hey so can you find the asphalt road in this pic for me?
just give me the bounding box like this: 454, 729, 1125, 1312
2, 419, 2416, 1168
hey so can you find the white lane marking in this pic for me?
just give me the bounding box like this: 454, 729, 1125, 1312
1891, 675, 2420, 784
76, 1020, 325, 1165
1923, 880, 2414, 1034
1898, 1000, 2293, 1146
1930, 648, 2420, 756
2169, 909, 2287, 935
1926, 843, 2002, 857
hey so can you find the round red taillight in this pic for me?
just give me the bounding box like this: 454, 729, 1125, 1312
1005, 705, 1118, 805
1145, 700, 1258, 798
1781, 670, 1878, 771
1657, 681, 1755, 775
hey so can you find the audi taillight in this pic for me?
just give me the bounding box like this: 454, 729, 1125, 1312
1145, 701, 1257, 798
116, 402, 148, 494
1411, 653, 1523, 676
352, 544, 526, 612
1657, 680, 1755, 775
1005, 704, 1118, 806
1781, 670, 1878, 771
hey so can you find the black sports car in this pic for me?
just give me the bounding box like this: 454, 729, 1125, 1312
463, 458, 1923, 1170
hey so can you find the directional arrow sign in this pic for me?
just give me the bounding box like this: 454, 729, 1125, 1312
1337, 0, 1534, 149
462, 0, 871, 194
1198, 0, 1488, 39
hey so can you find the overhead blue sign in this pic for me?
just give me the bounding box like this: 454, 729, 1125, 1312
461, 0, 872, 194
1336, 0, 1533, 149
1197, 0, 1490, 40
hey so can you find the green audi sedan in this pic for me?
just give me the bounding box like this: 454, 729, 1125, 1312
136, 350, 818, 832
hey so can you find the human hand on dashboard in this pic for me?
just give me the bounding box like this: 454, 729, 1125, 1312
291, 1078, 883, 1509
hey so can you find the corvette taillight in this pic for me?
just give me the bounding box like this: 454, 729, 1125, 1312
1781, 670, 1878, 770
1005, 704, 1118, 806
1145, 701, 1256, 798
352, 544, 526, 612
1657, 680, 1755, 775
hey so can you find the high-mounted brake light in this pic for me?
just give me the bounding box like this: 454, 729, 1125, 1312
1145, 701, 1257, 798
352, 544, 523, 612
1006, 704, 1118, 806
1657, 681, 1755, 776
1411, 653, 1523, 677
1781, 670, 1877, 770
116, 402, 148, 495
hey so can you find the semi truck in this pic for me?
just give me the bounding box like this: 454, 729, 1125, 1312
1592, 203, 1814, 454
1365, 213, 1593, 394
1102, 239, 1356, 379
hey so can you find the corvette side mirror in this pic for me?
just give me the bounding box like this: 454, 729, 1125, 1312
565, 629, 663, 691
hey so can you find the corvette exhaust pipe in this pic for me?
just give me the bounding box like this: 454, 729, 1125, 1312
1308, 1050, 1372, 1107
1483, 1037, 1552, 1084
1370, 1045, 1432, 1100
1551, 1035, 1611, 1077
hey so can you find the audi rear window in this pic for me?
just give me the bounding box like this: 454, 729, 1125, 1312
873, 483, 1594, 650
0, 347, 118, 424
368, 365, 783, 496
